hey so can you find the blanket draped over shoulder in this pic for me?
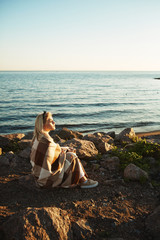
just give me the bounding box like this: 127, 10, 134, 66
30, 136, 87, 188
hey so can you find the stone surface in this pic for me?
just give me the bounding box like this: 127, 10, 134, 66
22, 131, 33, 140
97, 142, 113, 154
145, 206, 160, 239
106, 131, 116, 139
0, 155, 9, 167
0, 136, 11, 148
52, 127, 83, 140
72, 218, 92, 239
83, 133, 114, 151
18, 147, 31, 159
2, 207, 72, 240
18, 139, 32, 149
115, 128, 136, 143
1, 133, 25, 140
124, 163, 148, 181
61, 138, 98, 160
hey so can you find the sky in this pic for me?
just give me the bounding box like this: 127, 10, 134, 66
0, 0, 160, 71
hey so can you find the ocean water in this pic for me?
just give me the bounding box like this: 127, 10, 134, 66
0, 71, 160, 135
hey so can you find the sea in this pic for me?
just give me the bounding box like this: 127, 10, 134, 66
0, 71, 160, 135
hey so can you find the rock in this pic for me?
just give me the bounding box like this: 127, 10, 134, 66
72, 218, 92, 239
124, 163, 148, 181
0, 155, 9, 167
106, 131, 116, 138
22, 131, 33, 140
101, 156, 120, 171
4, 151, 15, 160
18, 139, 32, 149
115, 128, 136, 144
98, 141, 113, 154
83, 133, 114, 151
0, 148, 2, 155
2, 207, 73, 240
1, 133, 25, 140
145, 206, 160, 239
101, 135, 114, 144
0, 136, 11, 148
52, 127, 83, 140
18, 147, 31, 159
52, 134, 62, 143
61, 138, 98, 160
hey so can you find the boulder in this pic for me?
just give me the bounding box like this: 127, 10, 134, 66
83, 133, 113, 153
115, 128, 136, 144
72, 218, 92, 239
1, 133, 25, 140
106, 131, 116, 139
124, 163, 148, 181
97, 141, 113, 154
0, 148, 2, 155
145, 206, 160, 239
61, 138, 98, 160
52, 127, 83, 140
1, 207, 72, 240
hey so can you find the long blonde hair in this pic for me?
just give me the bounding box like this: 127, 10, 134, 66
32, 112, 52, 143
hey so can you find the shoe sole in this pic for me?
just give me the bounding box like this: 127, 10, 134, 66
80, 182, 98, 189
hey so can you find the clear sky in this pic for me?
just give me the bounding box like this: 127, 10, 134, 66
0, 0, 160, 71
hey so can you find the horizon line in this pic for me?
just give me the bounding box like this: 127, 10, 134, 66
0, 69, 160, 72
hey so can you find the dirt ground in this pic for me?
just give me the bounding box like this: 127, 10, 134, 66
0, 147, 160, 240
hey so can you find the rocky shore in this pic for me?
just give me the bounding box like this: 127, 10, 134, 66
0, 128, 160, 240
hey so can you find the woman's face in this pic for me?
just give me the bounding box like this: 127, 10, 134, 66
43, 115, 55, 132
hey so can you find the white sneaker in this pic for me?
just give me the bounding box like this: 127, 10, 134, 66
80, 179, 98, 189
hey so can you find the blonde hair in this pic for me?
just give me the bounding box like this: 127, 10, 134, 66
32, 112, 52, 143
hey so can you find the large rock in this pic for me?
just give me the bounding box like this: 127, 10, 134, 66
83, 133, 113, 153
115, 128, 136, 144
2, 207, 73, 240
0, 133, 25, 140
51, 127, 83, 140
124, 163, 148, 181
72, 218, 92, 239
97, 141, 113, 154
145, 206, 160, 239
61, 138, 98, 160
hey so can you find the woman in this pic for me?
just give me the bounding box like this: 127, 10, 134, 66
30, 111, 98, 189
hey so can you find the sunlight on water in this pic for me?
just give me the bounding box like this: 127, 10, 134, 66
0, 71, 160, 134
